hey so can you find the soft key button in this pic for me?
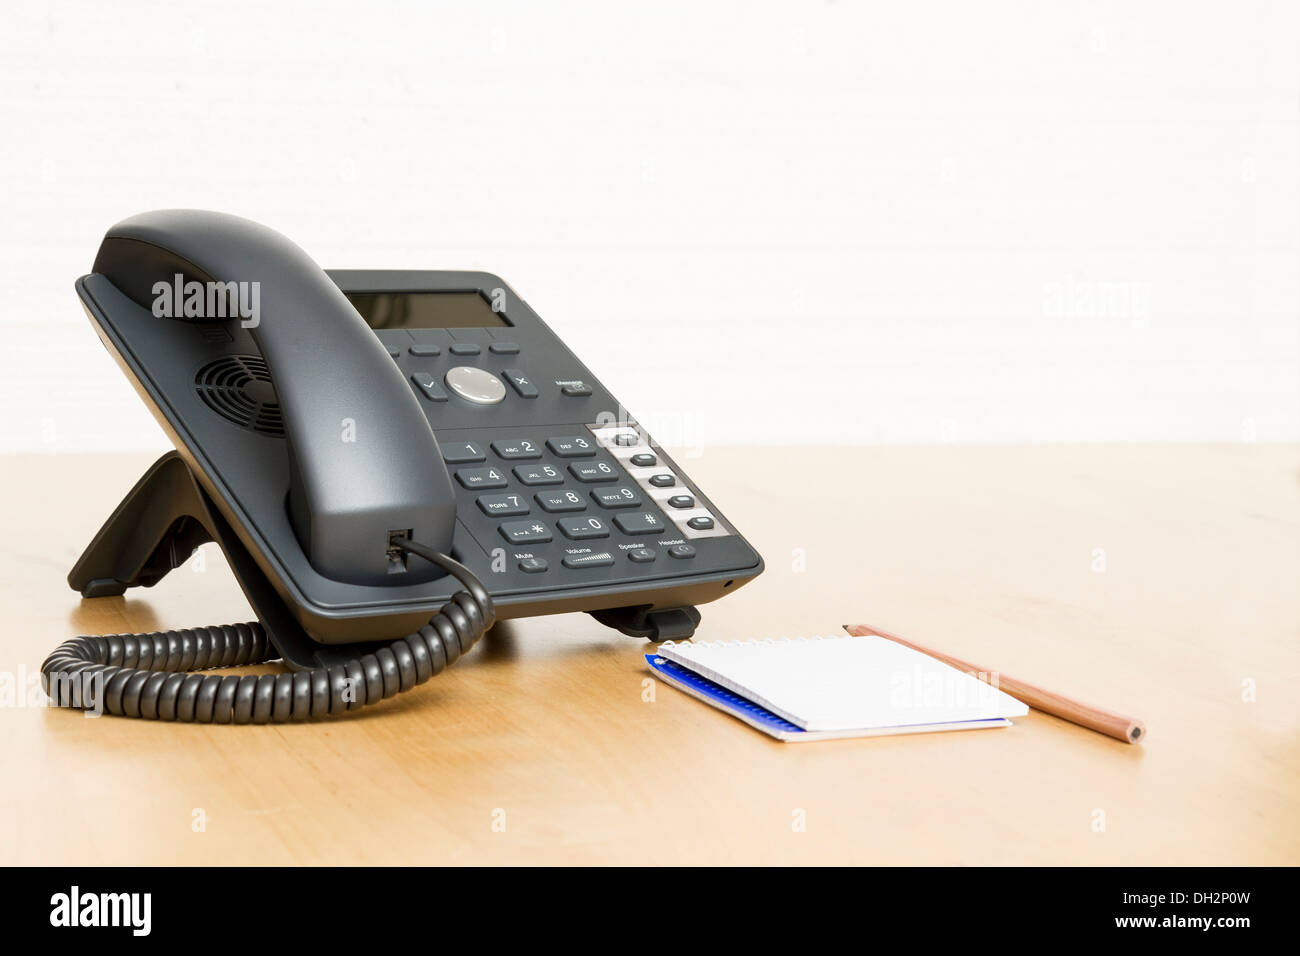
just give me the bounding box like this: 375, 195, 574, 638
671, 507, 730, 539
588, 424, 641, 451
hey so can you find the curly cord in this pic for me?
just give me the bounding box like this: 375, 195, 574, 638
40, 540, 494, 723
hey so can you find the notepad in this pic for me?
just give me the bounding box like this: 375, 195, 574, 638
648, 635, 1028, 742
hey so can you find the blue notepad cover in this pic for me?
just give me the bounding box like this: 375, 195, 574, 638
645, 653, 808, 735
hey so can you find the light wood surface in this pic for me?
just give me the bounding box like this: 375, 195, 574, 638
1, 445, 1296, 865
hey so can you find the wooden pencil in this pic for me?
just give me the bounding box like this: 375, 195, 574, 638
843, 624, 1146, 745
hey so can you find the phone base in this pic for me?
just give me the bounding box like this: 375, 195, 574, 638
589, 604, 701, 641
67, 452, 373, 670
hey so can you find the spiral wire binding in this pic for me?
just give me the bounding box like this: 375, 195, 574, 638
40, 538, 494, 723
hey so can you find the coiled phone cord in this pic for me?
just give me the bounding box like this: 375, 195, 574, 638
39, 538, 494, 723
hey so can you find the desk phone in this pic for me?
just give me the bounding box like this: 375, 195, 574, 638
40, 210, 762, 723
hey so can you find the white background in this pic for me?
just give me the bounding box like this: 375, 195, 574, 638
1, 0, 1296, 452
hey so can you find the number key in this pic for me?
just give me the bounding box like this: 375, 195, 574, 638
491, 438, 541, 460
477, 493, 528, 517
591, 486, 642, 509
441, 440, 485, 463
536, 489, 586, 513
569, 459, 619, 483
513, 463, 563, 486
546, 436, 596, 458
558, 515, 610, 540
456, 466, 507, 489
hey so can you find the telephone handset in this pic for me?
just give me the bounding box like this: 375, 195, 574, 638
42, 210, 763, 723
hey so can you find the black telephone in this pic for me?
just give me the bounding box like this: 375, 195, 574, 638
41, 210, 762, 722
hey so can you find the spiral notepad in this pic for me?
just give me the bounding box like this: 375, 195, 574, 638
647, 635, 1028, 742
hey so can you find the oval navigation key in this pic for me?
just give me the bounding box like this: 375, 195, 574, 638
445, 366, 506, 405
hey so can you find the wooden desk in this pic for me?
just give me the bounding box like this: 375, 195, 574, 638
2, 446, 1296, 865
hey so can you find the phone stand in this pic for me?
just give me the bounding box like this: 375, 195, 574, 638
67, 452, 370, 670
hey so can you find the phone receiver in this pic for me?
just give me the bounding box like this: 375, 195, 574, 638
42, 212, 496, 722
92, 210, 455, 586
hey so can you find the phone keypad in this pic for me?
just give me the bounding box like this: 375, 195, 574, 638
439, 423, 734, 580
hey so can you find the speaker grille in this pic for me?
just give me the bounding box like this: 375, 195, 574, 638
194, 356, 284, 437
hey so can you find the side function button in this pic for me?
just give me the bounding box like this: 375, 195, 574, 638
562, 552, 614, 569
489, 342, 520, 354
441, 440, 486, 463
630, 453, 657, 467
569, 460, 619, 483
477, 493, 529, 517
546, 436, 597, 458
648, 473, 676, 488
535, 490, 586, 513
627, 548, 656, 563
491, 438, 542, 460
558, 516, 610, 540
687, 515, 715, 531
500, 520, 552, 544
455, 466, 508, 489
513, 463, 563, 486
502, 369, 538, 399
561, 382, 593, 397
411, 372, 448, 402
518, 557, 548, 573
667, 494, 695, 509
668, 544, 697, 559
613, 511, 666, 535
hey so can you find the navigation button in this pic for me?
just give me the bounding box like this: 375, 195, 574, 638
502, 369, 538, 399
499, 520, 552, 544
558, 516, 610, 540
562, 552, 614, 570
613, 511, 665, 535
444, 366, 505, 405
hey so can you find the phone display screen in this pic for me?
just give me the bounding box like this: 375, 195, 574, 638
345, 292, 510, 329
